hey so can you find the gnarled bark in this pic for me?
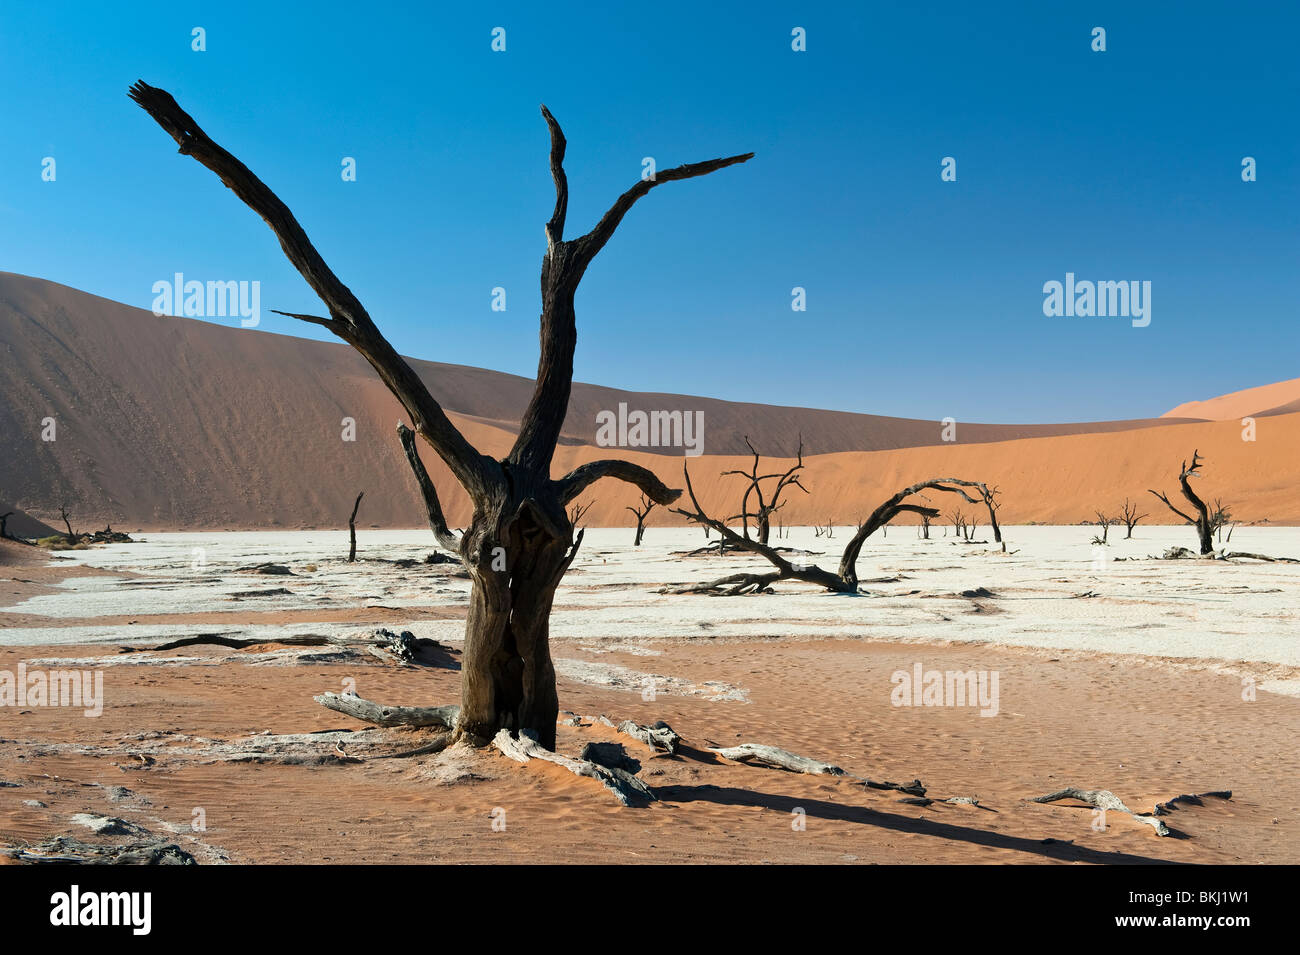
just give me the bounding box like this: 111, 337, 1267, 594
1149, 450, 1214, 555
132, 81, 746, 749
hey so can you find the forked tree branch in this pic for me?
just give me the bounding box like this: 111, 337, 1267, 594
508, 104, 753, 473
574, 152, 756, 268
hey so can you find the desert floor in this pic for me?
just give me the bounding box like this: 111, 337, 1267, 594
1, 526, 1297, 864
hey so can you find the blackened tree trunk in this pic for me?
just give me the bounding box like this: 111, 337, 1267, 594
1119, 497, 1146, 539
627, 495, 656, 546
1149, 450, 1215, 555
131, 82, 751, 749
724, 437, 807, 546
347, 492, 364, 562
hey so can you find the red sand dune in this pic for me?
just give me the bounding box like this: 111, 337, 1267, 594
2, 271, 1296, 529
1163, 377, 1300, 421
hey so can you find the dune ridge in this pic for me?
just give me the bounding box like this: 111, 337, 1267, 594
2, 271, 1296, 529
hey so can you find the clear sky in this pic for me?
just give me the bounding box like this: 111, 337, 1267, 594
1, 2, 1295, 422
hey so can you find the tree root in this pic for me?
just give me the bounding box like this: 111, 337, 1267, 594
617, 719, 681, 754
140, 633, 338, 652
1154, 546, 1300, 563
5, 835, 197, 865
1028, 786, 1231, 836
709, 743, 846, 775
708, 742, 927, 796
1153, 790, 1232, 815
492, 729, 654, 806
314, 692, 460, 729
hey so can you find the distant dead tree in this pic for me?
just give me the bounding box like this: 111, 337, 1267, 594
1210, 497, 1236, 544
568, 500, 594, 528
723, 436, 807, 545
626, 495, 657, 546
132, 80, 750, 749
669, 469, 990, 594
1149, 450, 1215, 555
1090, 511, 1114, 546
58, 504, 76, 545
979, 485, 1005, 551
918, 512, 932, 539
1119, 497, 1147, 539
347, 492, 364, 562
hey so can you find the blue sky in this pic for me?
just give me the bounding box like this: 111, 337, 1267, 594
1, 2, 1295, 422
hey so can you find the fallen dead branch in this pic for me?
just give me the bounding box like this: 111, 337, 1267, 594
1028, 786, 1232, 836
708, 742, 926, 796
5, 836, 196, 865
492, 729, 654, 806
314, 692, 460, 729
617, 719, 681, 754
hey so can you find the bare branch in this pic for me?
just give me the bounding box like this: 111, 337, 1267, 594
554, 460, 680, 506
540, 104, 568, 248
397, 423, 461, 552
576, 152, 755, 266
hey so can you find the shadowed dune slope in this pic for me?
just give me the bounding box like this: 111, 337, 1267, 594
2, 272, 1295, 528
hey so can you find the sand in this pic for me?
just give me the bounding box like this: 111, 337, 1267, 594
2, 528, 1296, 864
12, 271, 1293, 533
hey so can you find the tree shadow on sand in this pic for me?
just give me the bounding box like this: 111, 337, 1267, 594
653, 773, 1187, 865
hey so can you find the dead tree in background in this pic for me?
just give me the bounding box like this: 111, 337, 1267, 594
918, 512, 931, 539
1090, 511, 1114, 546
723, 437, 807, 545
568, 501, 594, 528
979, 485, 1004, 551
669, 468, 990, 594
627, 495, 657, 546
347, 492, 364, 562
131, 80, 751, 749
58, 505, 76, 545
1119, 497, 1146, 539
1210, 497, 1235, 544
1149, 450, 1215, 555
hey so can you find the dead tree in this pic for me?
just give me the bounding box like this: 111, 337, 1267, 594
979, 485, 1004, 551
568, 500, 594, 528
131, 80, 751, 749
347, 492, 364, 562
627, 495, 657, 546
1210, 497, 1235, 544
669, 467, 991, 594
1148, 450, 1215, 555
722, 436, 807, 545
1091, 511, 1113, 546
918, 512, 931, 539
1119, 497, 1146, 539
58, 505, 76, 545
